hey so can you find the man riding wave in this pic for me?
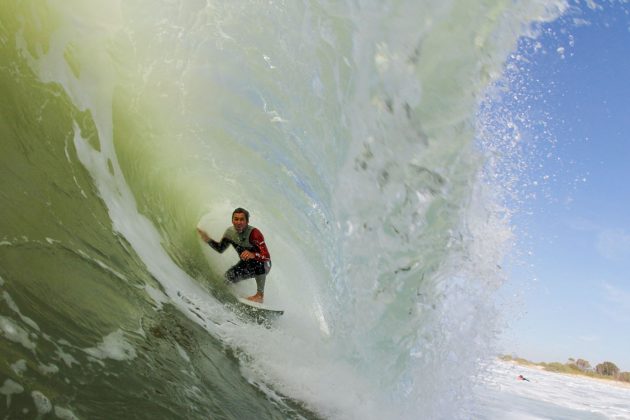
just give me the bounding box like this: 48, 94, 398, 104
197, 208, 271, 303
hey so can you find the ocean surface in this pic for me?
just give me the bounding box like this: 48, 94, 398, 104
2, 0, 617, 419
474, 362, 630, 419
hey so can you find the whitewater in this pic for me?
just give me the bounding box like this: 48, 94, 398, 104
2, 0, 621, 419
475, 362, 630, 419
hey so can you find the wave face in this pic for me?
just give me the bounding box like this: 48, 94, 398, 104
0, 1, 564, 418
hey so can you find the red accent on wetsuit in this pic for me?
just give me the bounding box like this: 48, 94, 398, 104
249, 228, 271, 262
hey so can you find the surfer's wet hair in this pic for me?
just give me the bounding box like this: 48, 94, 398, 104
232, 207, 250, 222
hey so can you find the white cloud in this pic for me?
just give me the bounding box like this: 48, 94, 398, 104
596, 229, 630, 261
563, 220, 630, 261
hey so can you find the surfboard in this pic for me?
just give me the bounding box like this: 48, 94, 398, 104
236, 297, 284, 316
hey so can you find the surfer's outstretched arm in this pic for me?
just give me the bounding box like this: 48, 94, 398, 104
196, 228, 210, 242
196, 228, 230, 253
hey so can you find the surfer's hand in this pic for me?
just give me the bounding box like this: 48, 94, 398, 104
240, 250, 255, 261
196, 228, 210, 242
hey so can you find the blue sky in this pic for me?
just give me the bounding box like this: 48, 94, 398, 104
499, 1, 630, 372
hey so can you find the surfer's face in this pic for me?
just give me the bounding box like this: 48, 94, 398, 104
232, 212, 248, 233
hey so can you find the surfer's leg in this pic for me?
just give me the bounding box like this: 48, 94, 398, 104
225, 260, 268, 284
247, 262, 271, 302
224, 261, 255, 284
248, 277, 265, 303
253, 261, 271, 292
254, 275, 266, 294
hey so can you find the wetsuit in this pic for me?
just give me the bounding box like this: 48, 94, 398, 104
207, 225, 271, 293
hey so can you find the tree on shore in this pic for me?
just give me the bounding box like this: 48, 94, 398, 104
595, 361, 619, 377
568, 358, 592, 372
574, 359, 591, 372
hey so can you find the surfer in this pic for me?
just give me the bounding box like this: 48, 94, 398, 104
197, 208, 271, 303
517, 375, 530, 382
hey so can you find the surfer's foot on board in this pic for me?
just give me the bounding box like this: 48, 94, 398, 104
247, 292, 264, 303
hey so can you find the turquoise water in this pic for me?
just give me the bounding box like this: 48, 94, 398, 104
1, 1, 565, 418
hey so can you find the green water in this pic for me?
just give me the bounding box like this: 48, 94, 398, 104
0, 3, 316, 418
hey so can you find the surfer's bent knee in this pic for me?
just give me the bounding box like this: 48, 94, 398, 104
224, 271, 235, 284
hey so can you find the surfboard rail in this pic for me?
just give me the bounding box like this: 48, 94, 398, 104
236, 297, 284, 314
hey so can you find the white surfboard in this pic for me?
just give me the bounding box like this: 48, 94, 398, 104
236, 297, 284, 316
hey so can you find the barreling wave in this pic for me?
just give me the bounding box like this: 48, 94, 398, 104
0, 0, 565, 418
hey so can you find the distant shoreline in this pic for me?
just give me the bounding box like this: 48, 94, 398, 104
500, 357, 630, 389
